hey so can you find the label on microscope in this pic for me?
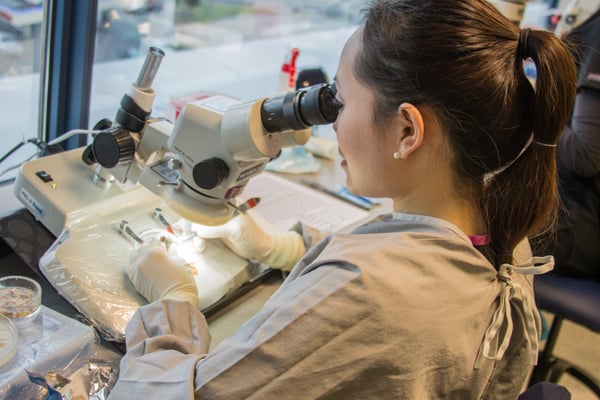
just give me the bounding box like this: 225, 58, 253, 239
19, 187, 44, 218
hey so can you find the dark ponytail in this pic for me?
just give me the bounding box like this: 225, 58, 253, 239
483, 28, 577, 264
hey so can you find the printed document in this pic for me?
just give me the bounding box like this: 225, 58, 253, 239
240, 172, 371, 234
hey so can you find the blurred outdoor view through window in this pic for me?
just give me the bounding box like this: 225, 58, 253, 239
0, 0, 366, 183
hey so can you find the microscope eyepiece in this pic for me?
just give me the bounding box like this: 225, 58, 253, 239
260, 84, 339, 133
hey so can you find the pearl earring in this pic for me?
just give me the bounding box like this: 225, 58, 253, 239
393, 151, 401, 159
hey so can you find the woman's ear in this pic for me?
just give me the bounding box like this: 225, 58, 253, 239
392, 103, 425, 159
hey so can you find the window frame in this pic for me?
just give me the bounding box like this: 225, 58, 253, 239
40, 0, 98, 150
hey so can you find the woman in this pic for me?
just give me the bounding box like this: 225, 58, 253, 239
109, 0, 576, 398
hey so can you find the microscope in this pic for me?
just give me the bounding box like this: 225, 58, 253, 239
86, 47, 339, 226
12, 47, 339, 341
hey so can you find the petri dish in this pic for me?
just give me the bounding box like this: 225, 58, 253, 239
0, 314, 18, 368
0, 276, 42, 324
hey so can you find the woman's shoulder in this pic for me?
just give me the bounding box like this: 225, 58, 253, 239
299, 212, 496, 278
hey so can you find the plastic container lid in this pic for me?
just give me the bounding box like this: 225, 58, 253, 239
0, 314, 18, 368
0, 276, 42, 324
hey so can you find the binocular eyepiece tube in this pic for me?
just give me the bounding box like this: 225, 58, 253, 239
260, 83, 340, 133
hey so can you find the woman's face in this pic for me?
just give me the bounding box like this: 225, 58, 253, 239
333, 28, 398, 198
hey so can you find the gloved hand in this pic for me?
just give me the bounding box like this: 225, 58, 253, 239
126, 246, 199, 307
193, 212, 305, 271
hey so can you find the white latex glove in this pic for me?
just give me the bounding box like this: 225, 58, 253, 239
193, 213, 305, 271
126, 246, 199, 307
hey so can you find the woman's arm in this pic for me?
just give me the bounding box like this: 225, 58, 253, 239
109, 299, 210, 399
109, 264, 360, 400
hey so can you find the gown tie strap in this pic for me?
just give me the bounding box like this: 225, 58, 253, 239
475, 255, 554, 368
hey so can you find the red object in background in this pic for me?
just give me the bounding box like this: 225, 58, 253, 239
280, 48, 300, 91
549, 13, 561, 31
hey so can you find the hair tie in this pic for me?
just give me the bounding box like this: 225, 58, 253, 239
518, 28, 530, 59
533, 140, 557, 148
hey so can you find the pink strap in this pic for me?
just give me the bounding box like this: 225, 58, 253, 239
469, 234, 491, 246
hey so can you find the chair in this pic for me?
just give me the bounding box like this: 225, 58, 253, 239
519, 382, 571, 400
529, 273, 600, 397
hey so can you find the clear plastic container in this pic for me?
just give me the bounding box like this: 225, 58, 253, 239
0, 276, 42, 324
0, 315, 18, 368
0, 306, 95, 399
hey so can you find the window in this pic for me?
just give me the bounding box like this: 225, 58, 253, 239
0, 0, 43, 184
0, 0, 366, 186
88, 0, 366, 129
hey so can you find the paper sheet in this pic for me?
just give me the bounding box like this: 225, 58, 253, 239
240, 172, 371, 234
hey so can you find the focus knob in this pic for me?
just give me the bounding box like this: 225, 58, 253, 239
193, 158, 229, 190
92, 128, 135, 168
